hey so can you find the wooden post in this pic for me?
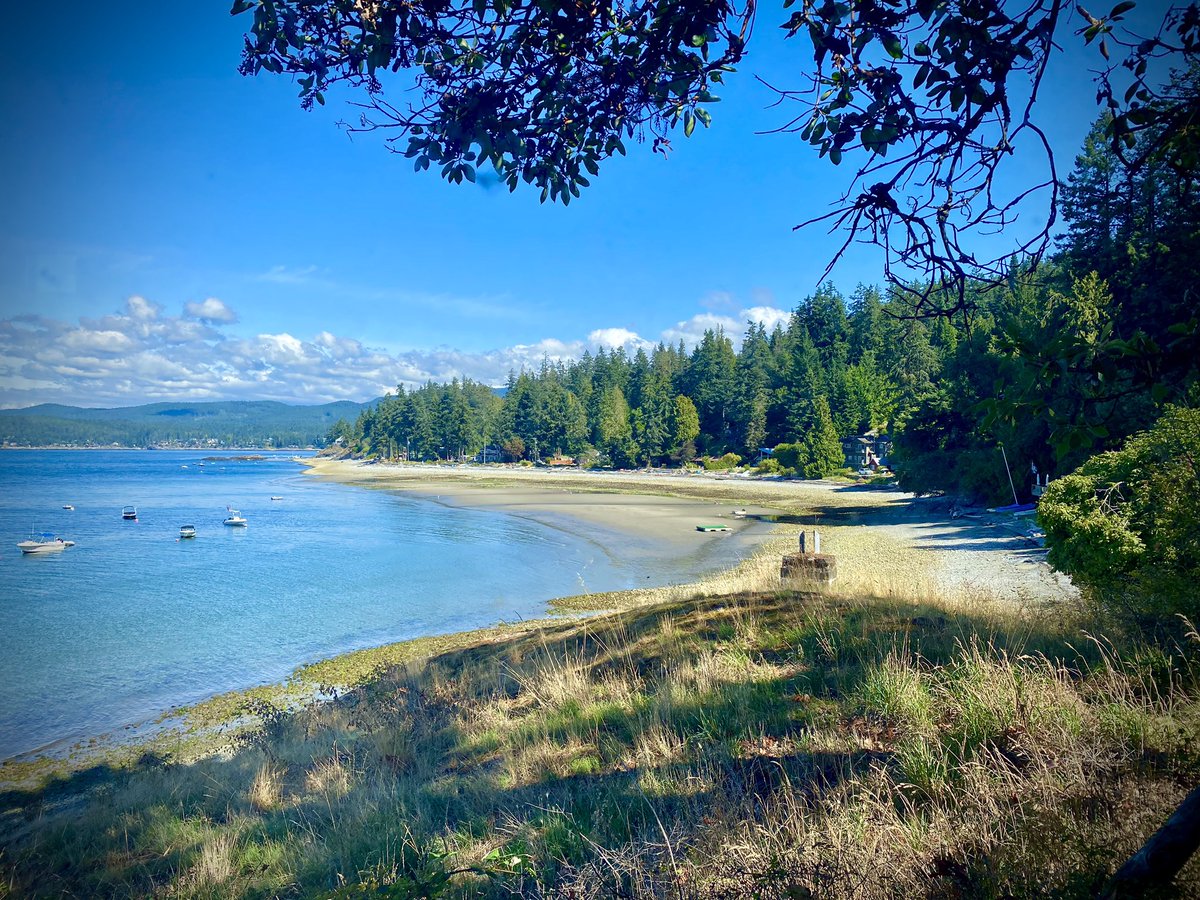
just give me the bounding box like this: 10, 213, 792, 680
1102, 783, 1200, 898
781, 530, 836, 585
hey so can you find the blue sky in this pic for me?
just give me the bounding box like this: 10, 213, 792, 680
0, 1, 1114, 407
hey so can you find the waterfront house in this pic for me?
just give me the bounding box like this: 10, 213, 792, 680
842, 432, 892, 470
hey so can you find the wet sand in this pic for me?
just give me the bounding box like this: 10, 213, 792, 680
302, 459, 1079, 608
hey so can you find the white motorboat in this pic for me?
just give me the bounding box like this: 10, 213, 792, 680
18, 532, 75, 554
122, 505, 138, 520
179, 524, 197, 539
223, 508, 247, 527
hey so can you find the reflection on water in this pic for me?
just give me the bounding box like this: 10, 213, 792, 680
0, 451, 756, 759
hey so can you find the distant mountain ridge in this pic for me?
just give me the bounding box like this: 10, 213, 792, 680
0, 399, 378, 448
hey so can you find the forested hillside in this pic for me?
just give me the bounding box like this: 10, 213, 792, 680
336, 112, 1199, 504
0, 399, 372, 449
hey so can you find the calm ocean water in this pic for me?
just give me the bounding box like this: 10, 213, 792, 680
0, 451, 746, 760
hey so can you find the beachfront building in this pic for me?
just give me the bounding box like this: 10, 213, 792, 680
842, 432, 892, 470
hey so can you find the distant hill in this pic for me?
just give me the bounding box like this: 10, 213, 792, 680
0, 399, 378, 448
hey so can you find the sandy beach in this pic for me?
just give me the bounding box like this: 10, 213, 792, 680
0, 457, 1078, 788
302, 458, 1079, 609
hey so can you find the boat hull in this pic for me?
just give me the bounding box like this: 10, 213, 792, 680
18, 540, 74, 554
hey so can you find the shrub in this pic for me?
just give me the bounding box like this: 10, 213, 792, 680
773, 443, 803, 471
1038, 405, 1200, 625
702, 452, 742, 471
773, 436, 844, 479
754, 457, 786, 475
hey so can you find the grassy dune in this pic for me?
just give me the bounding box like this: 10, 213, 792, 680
2, 581, 1198, 898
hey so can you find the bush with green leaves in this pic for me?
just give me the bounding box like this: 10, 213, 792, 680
702, 452, 742, 471
754, 457, 788, 476
1038, 406, 1200, 625
768, 443, 794, 472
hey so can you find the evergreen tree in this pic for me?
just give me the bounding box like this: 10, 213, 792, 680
744, 391, 768, 459
671, 395, 700, 463
848, 284, 886, 361
633, 365, 672, 464
799, 397, 846, 478
681, 329, 736, 451
732, 322, 773, 452
781, 326, 823, 440
596, 385, 635, 466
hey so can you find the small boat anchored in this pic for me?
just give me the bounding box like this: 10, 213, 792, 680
18, 532, 76, 554
62, 505, 74, 510
223, 507, 247, 527
122, 505, 138, 520
179, 525, 197, 539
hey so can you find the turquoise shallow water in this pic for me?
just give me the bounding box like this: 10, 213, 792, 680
0, 451, 748, 760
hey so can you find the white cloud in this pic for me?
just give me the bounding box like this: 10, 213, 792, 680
60, 329, 135, 354
257, 265, 320, 285
254, 332, 307, 364
661, 312, 741, 348
741, 305, 791, 333
126, 295, 161, 321
184, 297, 238, 323
656, 304, 791, 351
0, 294, 798, 409
587, 327, 651, 350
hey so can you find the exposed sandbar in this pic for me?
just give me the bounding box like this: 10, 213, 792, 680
301, 458, 1077, 608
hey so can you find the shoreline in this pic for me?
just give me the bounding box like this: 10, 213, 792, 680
0, 460, 1075, 786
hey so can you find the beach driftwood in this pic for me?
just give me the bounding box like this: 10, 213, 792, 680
1101, 782, 1200, 899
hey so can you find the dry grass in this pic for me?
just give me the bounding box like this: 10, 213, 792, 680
305, 755, 353, 799
3, 587, 1199, 898
248, 761, 284, 812
190, 831, 237, 888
